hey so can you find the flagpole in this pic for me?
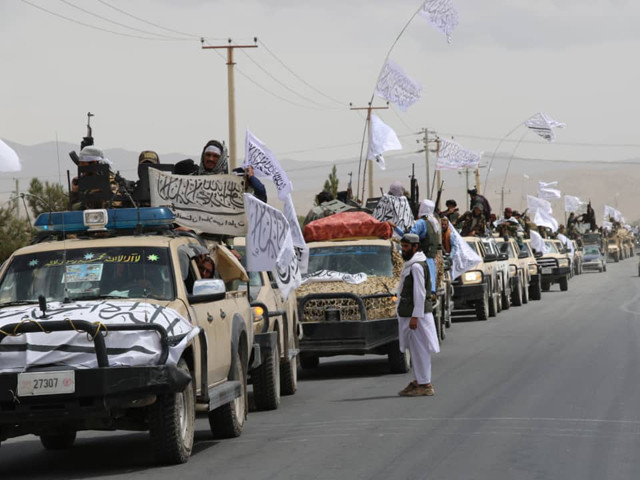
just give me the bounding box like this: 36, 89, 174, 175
482, 121, 526, 195
355, 4, 424, 203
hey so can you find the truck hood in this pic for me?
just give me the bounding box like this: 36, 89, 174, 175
0, 300, 199, 373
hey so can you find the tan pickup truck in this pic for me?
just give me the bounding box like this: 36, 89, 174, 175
0, 207, 255, 464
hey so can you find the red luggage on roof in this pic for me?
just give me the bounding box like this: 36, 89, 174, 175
303, 211, 392, 242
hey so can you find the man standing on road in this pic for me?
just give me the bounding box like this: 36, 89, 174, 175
396, 233, 440, 397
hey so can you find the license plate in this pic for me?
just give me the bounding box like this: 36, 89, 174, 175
17, 371, 75, 397
541, 267, 553, 274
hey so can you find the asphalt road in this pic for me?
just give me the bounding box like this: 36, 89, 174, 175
3, 257, 640, 480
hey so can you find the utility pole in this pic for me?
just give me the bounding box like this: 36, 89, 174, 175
350, 102, 389, 202
496, 186, 511, 213
202, 38, 258, 170
14, 178, 19, 218
475, 168, 481, 193
419, 128, 438, 198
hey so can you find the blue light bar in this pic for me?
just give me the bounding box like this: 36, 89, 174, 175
34, 207, 175, 233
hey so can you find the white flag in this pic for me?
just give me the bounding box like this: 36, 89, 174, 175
419, 0, 460, 43
538, 187, 561, 200
538, 181, 558, 189
534, 209, 559, 232
449, 220, 482, 280
436, 138, 482, 170
244, 129, 292, 200
367, 114, 402, 169
283, 193, 309, 274
524, 112, 566, 142
603, 205, 618, 222
527, 195, 552, 215
0, 139, 21, 172
375, 60, 422, 111
564, 195, 585, 213
529, 230, 548, 255
602, 220, 613, 231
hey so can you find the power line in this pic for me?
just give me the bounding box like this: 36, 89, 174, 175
237, 46, 340, 110
21, 0, 181, 41
257, 39, 347, 107
95, 0, 217, 40
203, 41, 326, 111
57, 0, 182, 39
440, 131, 640, 148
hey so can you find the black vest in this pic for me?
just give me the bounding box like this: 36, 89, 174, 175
398, 261, 432, 317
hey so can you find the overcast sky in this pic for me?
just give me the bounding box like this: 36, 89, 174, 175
2, 0, 640, 198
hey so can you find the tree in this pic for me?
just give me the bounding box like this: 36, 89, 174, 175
27, 178, 68, 217
0, 205, 30, 264
322, 165, 339, 200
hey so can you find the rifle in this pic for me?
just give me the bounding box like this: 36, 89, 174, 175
434, 180, 444, 215
409, 163, 419, 217
69, 112, 95, 165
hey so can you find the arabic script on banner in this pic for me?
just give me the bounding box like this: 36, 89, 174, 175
149, 169, 246, 236
375, 60, 422, 111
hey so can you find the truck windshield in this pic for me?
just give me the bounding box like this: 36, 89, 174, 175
544, 241, 559, 254
307, 245, 393, 276
0, 247, 175, 304
584, 246, 600, 255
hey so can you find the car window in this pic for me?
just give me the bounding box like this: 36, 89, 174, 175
544, 241, 559, 254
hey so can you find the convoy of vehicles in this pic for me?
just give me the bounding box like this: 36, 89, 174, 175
0, 197, 633, 466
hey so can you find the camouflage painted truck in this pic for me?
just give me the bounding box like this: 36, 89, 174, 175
0, 207, 255, 464
296, 237, 410, 373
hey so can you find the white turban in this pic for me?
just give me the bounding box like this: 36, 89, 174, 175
388, 181, 404, 197
418, 199, 440, 233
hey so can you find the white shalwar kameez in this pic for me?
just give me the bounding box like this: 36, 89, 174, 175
396, 251, 440, 385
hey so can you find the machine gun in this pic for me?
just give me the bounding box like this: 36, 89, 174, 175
68, 112, 95, 166
434, 180, 445, 215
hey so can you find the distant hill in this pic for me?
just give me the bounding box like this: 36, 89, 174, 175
2, 140, 640, 225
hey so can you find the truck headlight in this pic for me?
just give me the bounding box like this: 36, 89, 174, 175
558, 259, 569, 268
462, 271, 482, 285
527, 264, 537, 275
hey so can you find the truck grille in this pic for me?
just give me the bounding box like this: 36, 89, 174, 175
537, 258, 558, 268
301, 296, 395, 322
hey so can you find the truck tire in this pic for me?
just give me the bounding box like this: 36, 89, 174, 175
522, 277, 529, 304
388, 341, 410, 373
529, 280, 542, 300
476, 288, 489, 321
559, 275, 569, 292
512, 277, 523, 306
488, 284, 498, 318
40, 432, 76, 450
500, 280, 510, 311
253, 345, 281, 411
615, 253, 620, 263
280, 356, 298, 396
300, 354, 319, 369
541, 280, 551, 292
209, 351, 247, 439
148, 358, 195, 464
438, 307, 446, 341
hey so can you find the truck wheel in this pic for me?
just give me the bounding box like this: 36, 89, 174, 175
500, 281, 511, 311
522, 277, 529, 304
438, 307, 446, 341
40, 432, 76, 450
615, 253, 620, 263
388, 341, 410, 373
512, 277, 523, 307
529, 277, 542, 301
488, 284, 498, 318
300, 354, 319, 369
253, 344, 281, 411
280, 356, 298, 396
559, 275, 569, 292
541, 280, 551, 292
209, 351, 247, 439
476, 288, 489, 321
148, 358, 194, 464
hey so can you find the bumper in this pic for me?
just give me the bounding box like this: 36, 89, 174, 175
0, 364, 190, 437
540, 266, 570, 282
582, 261, 603, 270
299, 317, 398, 356
452, 283, 486, 308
